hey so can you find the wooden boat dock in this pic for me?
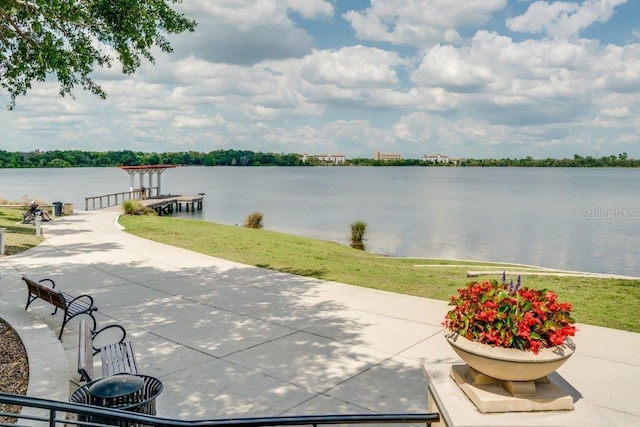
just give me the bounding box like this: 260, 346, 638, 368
141, 195, 204, 215
84, 192, 204, 214
84, 165, 204, 214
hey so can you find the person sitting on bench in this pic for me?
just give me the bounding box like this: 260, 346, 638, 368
29, 201, 52, 221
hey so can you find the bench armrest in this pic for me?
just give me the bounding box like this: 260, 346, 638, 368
67, 294, 96, 309
92, 324, 127, 355
38, 278, 56, 289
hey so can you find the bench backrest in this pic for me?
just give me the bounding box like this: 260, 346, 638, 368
22, 277, 66, 309
78, 319, 94, 382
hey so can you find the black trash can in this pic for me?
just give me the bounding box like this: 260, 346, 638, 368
70, 374, 163, 426
53, 201, 63, 216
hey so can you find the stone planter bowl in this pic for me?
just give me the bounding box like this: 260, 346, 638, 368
446, 333, 575, 381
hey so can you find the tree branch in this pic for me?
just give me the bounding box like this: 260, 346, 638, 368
0, 7, 37, 47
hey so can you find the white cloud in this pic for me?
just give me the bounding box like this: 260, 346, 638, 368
131, 110, 173, 123
411, 45, 495, 92
172, 114, 226, 129
180, 0, 289, 30
323, 119, 392, 154
299, 46, 404, 87
595, 44, 640, 92
288, 0, 334, 19
409, 87, 460, 112
172, 0, 325, 65
343, 0, 506, 47
392, 113, 433, 142
599, 106, 631, 118
507, 0, 627, 39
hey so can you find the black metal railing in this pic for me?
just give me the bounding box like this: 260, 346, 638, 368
0, 393, 440, 427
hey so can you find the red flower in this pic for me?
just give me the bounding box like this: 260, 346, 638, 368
522, 311, 540, 327
482, 329, 502, 346
548, 330, 566, 346
443, 277, 576, 354
545, 290, 557, 303
516, 321, 531, 338
529, 340, 542, 354
532, 300, 547, 316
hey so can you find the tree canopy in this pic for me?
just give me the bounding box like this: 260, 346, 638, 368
0, 0, 196, 109
1, 149, 638, 169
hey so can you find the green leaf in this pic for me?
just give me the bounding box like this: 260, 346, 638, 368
1, 0, 196, 107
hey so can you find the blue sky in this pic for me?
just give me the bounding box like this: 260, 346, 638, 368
2, 0, 639, 159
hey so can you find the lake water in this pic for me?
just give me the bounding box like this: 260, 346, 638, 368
1, 166, 639, 277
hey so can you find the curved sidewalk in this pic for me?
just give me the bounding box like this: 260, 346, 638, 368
0, 209, 639, 426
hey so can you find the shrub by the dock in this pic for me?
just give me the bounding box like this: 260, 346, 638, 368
122, 200, 157, 216
244, 211, 264, 229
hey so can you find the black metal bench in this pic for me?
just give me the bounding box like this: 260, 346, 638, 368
22, 210, 35, 224
78, 318, 140, 382
22, 276, 98, 340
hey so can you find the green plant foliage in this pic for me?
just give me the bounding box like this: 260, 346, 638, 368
243, 211, 264, 229
350, 220, 367, 250
121, 200, 156, 216
0, 0, 196, 108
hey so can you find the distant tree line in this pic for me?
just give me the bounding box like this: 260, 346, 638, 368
0, 150, 637, 168
0, 149, 305, 168
460, 153, 638, 167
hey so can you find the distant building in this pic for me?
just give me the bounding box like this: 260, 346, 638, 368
423, 154, 465, 165
423, 154, 450, 164
374, 148, 401, 161
302, 153, 346, 164
20, 149, 42, 161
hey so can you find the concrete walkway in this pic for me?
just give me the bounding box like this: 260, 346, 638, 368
1, 209, 639, 426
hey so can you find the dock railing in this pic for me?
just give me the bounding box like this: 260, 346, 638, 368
85, 187, 158, 210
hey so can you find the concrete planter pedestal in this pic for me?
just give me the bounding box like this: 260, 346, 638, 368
445, 333, 576, 412
424, 364, 614, 426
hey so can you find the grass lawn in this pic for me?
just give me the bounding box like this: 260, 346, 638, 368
119, 215, 640, 333
0, 208, 43, 256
